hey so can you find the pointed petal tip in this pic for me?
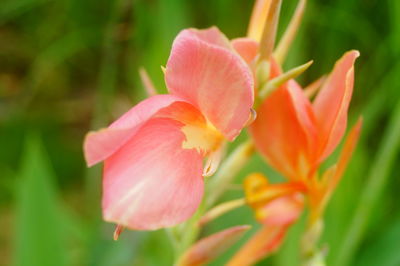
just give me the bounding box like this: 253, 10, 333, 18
349, 49, 360, 58
355, 116, 363, 128
313, 50, 360, 161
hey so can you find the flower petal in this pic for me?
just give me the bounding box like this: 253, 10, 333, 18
256, 194, 304, 226
165, 27, 254, 140
227, 226, 287, 266
102, 116, 204, 230
313, 50, 360, 161
228, 194, 303, 266
249, 62, 317, 180
244, 173, 306, 210
83, 95, 183, 167
178, 225, 250, 266
324, 118, 363, 202
231, 38, 259, 65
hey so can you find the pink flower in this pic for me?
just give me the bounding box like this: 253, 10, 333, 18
83, 27, 254, 230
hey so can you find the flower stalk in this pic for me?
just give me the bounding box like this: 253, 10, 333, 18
300, 219, 326, 266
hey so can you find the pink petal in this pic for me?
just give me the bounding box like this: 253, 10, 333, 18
249, 61, 317, 180
83, 94, 182, 166
313, 50, 360, 161
102, 116, 204, 230
178, 225, 250, 266
165, 27, 254, 140
189, 26, 232, 49
257, 194, 304, 226
231, 38, 259, 64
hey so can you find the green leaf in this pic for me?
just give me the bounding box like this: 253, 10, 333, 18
13, 135, 67, 266
355, 218, 400, 266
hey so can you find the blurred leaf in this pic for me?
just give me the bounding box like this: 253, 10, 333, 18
335, 100, 400, 266
13, 135, 68, 266
0, 0, 51, 24
355, 218, 400, 266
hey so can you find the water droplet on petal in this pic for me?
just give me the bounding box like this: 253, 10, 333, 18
245, 108, 257, 126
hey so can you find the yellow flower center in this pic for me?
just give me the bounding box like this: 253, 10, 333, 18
181, 121, 224, 155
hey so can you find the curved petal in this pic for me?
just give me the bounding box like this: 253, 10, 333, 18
102, 117, 204, 230
256, 194, 304, 226
188, 26, 232, 49
165, 27, 254, 140
83, 94, 182, 166
249, 61, 317, 180
228, 195, 303, 266
231, 38, 259, 65
313, 50, 360, 161
178, 225, 250, 266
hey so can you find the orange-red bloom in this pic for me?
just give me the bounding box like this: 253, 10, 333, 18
250, 51, 359, 182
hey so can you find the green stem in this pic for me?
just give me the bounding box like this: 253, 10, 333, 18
335, 101, 400, 266
301, 219, 326, 266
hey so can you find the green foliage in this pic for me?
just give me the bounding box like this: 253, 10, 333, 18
13, 135, 68, 266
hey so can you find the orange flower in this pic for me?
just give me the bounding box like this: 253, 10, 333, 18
249, 51, 361, 207
228, 52, 362, 264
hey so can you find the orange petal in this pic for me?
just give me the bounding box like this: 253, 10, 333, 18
304, 75, 327, 99
325, 117, 363, 200
313, 50, 360, 161
177, 225, 250, 266
249, 62, 317, 180
247, 0, 272, 41
227, 226, 288, 266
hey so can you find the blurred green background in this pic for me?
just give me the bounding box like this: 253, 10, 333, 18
1, 0, 400, 265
